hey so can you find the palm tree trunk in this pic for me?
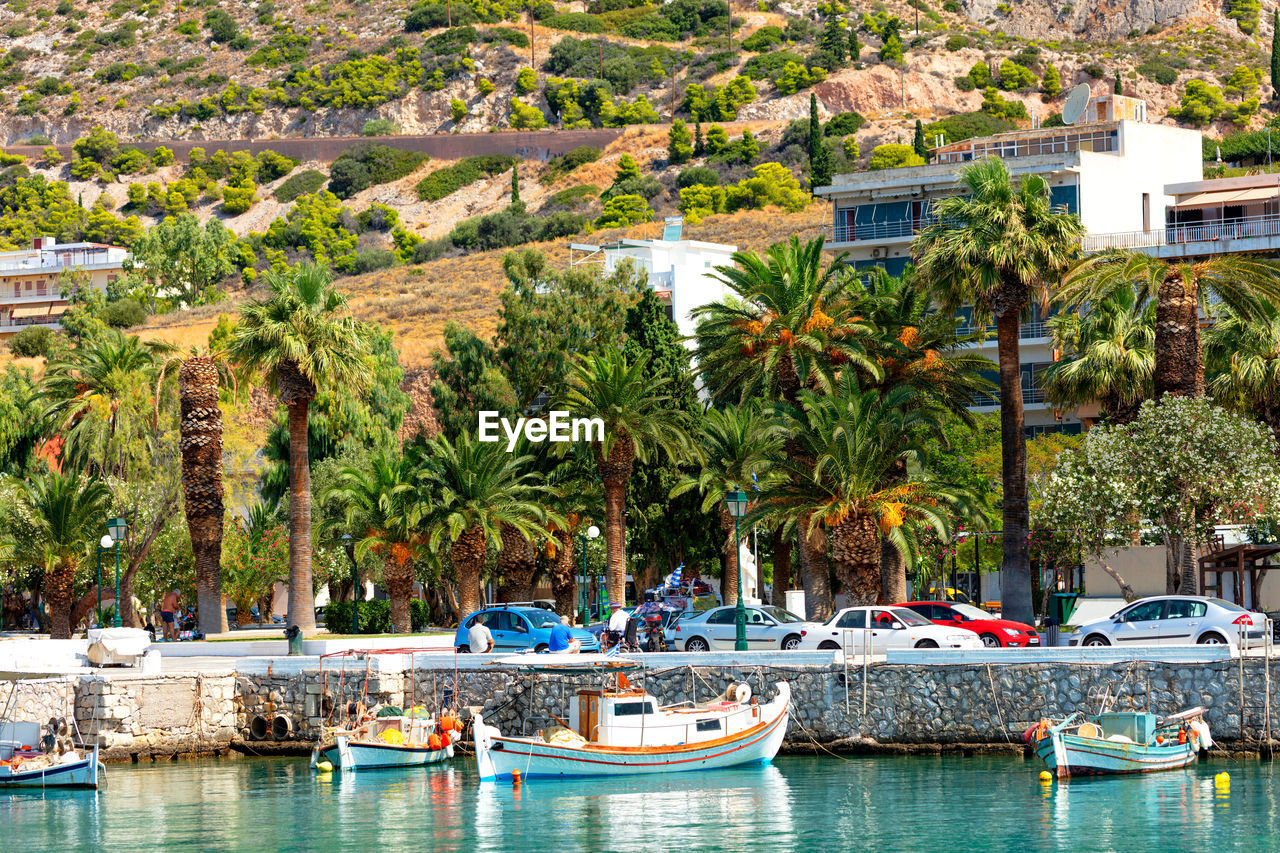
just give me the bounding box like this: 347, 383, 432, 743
880, 533, 907, 604
550, 528, 576, 620
454, 525, 487, 617
719, 506, 739, 606
770, 526, 791, 607
995, 310, 1033, 625
384, 553, 414, 634
496, 523, 536, 602
597, 437, 635, 607
180, 357, 228, 637
44, 561, 75, 640
285, 397, 316, 632
1154, 274, 1205, 399
832, 514, 880, 606
798, 514, 832, 621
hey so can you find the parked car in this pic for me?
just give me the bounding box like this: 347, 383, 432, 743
454, 607, 601, 653
1068, 596, 1267, 648
796, 606, 984, 652
666, 605, 808, 652
900, 601, 1040, 648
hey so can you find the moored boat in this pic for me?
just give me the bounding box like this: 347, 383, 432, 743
473, 654, 790, 781
1, 677, 103, 790
310, 708, 459, 773
1028, 708, 1212, 778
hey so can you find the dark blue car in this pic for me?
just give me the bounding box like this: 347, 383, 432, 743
455, 607, 601, 653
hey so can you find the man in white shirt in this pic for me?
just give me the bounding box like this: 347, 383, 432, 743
607, 602, 629, 634
467, 614, 495, 653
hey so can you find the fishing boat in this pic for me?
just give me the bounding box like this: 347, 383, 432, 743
1027, 707, 1212, 778
473, 654, 790, 781
310, 648, 462, 773
1, 677, 103, 789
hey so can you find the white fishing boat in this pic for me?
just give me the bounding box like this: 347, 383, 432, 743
1, 677, 103, 789
1027, 708, 1212, 778
473, 654, 790, 781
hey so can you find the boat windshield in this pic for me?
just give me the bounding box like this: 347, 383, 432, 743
518, 609, 561, 629
951, 603, 990, 620
889, 608, 932, 627
763, 606, 802, 623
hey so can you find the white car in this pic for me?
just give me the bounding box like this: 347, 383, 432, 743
1069, 595, 1268, 648
666, 605, 808, 651
796, 606, 984, 652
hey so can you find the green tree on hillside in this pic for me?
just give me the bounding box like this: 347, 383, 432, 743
808, 93, 832, 192
668, 119, 693, 165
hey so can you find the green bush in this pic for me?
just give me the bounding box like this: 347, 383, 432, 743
823, 111, 867, 137
100, 296, 146, 328
543, 11, 604, 32
274, 169, 327, 202
204, 9, 238, 43
543, 184, 600, 209
255, 150, 298, 182
742, 24, 783, 51
329, 143, 429, 199
676, 165, 720, 188
362, 118, 402, 136
867, 143, 926, 170
1138, 60, 1178, 86
595, 193, 653, 228
945, 34, 970, 51
416, 155, 517, 201
322, 599, 430, 633
923, 110, 1016, 145
509, 97, 548, 129
542, 146, 602, 184
7, 325, 57, 358
352, 248, 398, 273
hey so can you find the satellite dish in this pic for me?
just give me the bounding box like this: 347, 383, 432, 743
1062, 83, 1091, 125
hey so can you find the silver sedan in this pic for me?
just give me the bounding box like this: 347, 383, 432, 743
1069, 596, 1268, 648
666, 605, 808, 651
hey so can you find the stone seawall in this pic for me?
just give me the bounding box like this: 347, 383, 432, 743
7, 657, 1278, 760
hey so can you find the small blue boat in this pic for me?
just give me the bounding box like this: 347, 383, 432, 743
1028, 708, 1211, 778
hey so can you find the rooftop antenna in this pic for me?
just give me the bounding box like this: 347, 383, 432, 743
1062, 83, 1091, 125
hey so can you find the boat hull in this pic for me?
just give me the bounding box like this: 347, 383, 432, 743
0, 747, 102, 789
474, 684, 790, 781
312, 736, 453, 772
1035, 733, 1198, 777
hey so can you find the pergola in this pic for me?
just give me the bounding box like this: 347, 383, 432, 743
1198, 544, 1280, 611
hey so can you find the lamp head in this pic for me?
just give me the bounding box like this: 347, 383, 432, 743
586, 525, 600, 539
107, 516, 127, 542
100, 534, 114, 550
724, 490, 749, 519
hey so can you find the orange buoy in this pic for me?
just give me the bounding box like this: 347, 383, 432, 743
427, 733, 443, 750
1155, 735, 1165, 745
1179, 728, 1187, 745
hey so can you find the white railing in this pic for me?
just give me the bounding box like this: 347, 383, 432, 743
1082, 213, 1280, 252
0, 248, 121, 273
647, 270, 674, 291
826, 219, 932, 243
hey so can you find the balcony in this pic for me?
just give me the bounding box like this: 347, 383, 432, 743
971, 386, 1048, 407
3, 288, 68, 304
647, 270, 674, 292
1082, 213, 1280, 253
956, 319, 1049, 340
0, 318, 62, 332
0, 248, 122, 273
825, 218, 934, 244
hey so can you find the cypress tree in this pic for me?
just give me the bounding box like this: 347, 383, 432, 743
511, 167, 520, 204
912, 118, 928, 162
694, 121, 705, 156
1272, 11, 1280, 100
807, 93, 832, 193
848, 29, 860, 62
1114, 71, 1122, 95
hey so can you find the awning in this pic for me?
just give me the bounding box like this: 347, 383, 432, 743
9, 305, 52, 319
46, 303, 69, 316
1174, 186, 1280, 208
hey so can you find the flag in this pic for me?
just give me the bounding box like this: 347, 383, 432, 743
664, 564, 683, 589
751, 473, 760, 492
605, 641, 621, 657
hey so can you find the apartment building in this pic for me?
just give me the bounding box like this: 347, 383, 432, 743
0, 237, 131, 338
815, 93, 1204, 433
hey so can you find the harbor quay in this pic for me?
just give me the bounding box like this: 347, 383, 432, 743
11, 650, 1279, 762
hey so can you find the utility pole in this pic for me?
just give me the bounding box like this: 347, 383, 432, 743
670, 62, 676, 121
529, 9, 535, 69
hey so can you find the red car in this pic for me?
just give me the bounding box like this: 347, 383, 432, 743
899, 601, 1041, 648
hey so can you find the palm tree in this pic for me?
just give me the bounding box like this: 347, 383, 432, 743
1042, 287, 1154, 424
229, 263, 370, 632
694, 235, 877, 618
564, 350, 692, 607
761, 383, 959, 606
417, 433, 546, 619
912, 156, 1083, 625
176, 353, 234, 636
1205, 300, 1280, 438
327, 448, 423, 634
672, 403, 783, 606
1, 471, 113, 638
1060, 252, 1280, 399
543, 455, 602, 620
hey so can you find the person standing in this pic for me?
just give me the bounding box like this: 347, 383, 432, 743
160, 589, 181, 641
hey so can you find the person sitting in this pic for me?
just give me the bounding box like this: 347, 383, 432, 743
467, 614, 495, 653
549, 615, 580, 654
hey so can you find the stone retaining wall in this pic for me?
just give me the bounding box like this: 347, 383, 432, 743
10, 658, 1280, 760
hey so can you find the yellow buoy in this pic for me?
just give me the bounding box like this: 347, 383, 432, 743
1214, 771, 1230, 789
1039, 771, 1053, 782
315, 759, 333, 773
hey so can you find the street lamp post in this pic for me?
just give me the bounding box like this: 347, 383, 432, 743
342, 534, 359, 635
96, 534, 113, 628
578, 524, 600, 626
107, 517, 127, 628
724, 490, 749, 652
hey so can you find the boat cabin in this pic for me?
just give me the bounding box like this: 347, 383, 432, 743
0, 721, 40, 761
569, 685, 763, 748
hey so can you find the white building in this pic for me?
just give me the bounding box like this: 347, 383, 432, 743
0, 237, 131, 338
815, 93, 1204, 433
570, 221, 737, 345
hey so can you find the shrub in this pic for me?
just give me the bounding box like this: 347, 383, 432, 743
329, 143, 429, 199
478, 78, 496, 96
351, 248, 398, 273
255, 150, 298, 182
742, 24, 783, 51
542, 146, 602, 184
924, 110, 1016, 144
205, 9, 238, 44
516, 67, 539, 95
543, 184, 600, 210
543, 12, 604, 32
274, 169, 327, 202
323, 599, 429, 633
100, 296, 146, 328
1138, 60, 1178, 86
724, 162, 808, 213
451, 98, 468, 123
151, 146, 175, 166
980, 87, 1028, 120
416, 154, 517, 201
594, 193, 653, 228
222, 182, 257, 215
945, 34, 970, 51
362, 118, 402, 136
676, 166, 720, 188
678, 184, 725, 223
867, 143, 926, 170
8, 325, 57, 357
1082, 63, 1105, 79
997, 59, 1036, 90
823, 112, 867, 138
509, 97, 548, 129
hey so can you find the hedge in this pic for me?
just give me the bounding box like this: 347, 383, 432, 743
322, 599, 430, 633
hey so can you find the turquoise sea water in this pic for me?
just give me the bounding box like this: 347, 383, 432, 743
2, 753, 1276, 853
